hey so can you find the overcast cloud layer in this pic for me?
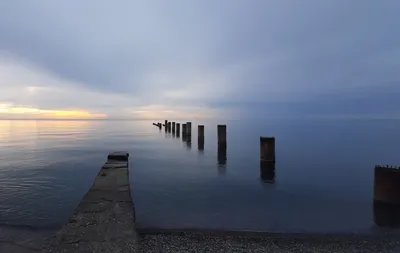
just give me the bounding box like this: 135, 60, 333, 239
0, 0, 399, 119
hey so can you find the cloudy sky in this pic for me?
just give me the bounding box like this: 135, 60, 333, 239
0, 0, 399, 119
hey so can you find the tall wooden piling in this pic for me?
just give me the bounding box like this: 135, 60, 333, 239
172, 122, 176, 134
198, 125, 204, 151
217, 125, 227, 144
186, 122, 192, 136
373, 165, 400, 227
198, 125, 204, 139
260, 137, 275, 163
168, 122, 172, 132
176, 123, 180, 137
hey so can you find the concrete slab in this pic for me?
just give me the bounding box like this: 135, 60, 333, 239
42, 152, 138, 253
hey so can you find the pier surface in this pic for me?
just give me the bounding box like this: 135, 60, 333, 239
42, 152, 138, 253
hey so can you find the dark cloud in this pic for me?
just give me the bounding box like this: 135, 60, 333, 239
0, 0, 399, 117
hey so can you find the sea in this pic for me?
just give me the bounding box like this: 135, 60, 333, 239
1, 118, 400, 247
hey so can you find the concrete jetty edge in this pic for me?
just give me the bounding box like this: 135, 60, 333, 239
42, 151, 138, 253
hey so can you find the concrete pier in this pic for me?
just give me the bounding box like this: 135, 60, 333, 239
176, 123, 180, 137
43, 152, 138, 252
260, 137, 275, 163
186, 122, 192, 136
373, 165, 400, 227
172, 122, 176, 134
217, 125, 227, 144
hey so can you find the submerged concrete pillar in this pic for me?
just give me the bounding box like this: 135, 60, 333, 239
260, 137, 275, 163
217, 125, 227, 144
186, 122, 192, 136
176, 123, 180, 137
373, 165, 400, 227
172, 122, 176, 134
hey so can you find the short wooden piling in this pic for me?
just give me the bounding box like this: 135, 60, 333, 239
168, 122, 172, 132
176, 123, 180, 137
172, 122, 176, 133
260, 137, 275, 163
373, 165, 400, 227
217, 125, 227, 144
186, 122, 192, 136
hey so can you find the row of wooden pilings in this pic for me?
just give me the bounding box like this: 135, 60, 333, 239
153, 120, 275, 163
153, 121, 400, 228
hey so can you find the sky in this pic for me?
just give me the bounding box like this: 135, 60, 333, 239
0, 0, 399, 119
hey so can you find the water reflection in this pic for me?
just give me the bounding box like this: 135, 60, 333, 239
198, 137, 204, 154
373, 200, 400, 227
185, 135, 192, 150
217, 143, 227, 173
260, 162, 275, 184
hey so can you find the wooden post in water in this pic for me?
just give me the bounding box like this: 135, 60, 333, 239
260, 137, 275, 163
186, 122, 192, 136
176, 123, 180, 137
172, 122, 176, 134
164, 120, 168, 132
182, 124, 187, 136
373, 165, 400, 227
167, 122, 171, 132
217, 125, 227, 144
198, 125, 204, 151
198, 125, 204, 139
217, 125, 227, 169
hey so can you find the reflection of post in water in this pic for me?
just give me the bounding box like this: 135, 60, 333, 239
260, 161, 275, 183
217, 143, 227, 166
185, 135, 192, 150
373, 165, 400, 227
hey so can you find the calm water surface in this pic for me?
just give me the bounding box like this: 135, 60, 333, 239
1, 119, 400, 237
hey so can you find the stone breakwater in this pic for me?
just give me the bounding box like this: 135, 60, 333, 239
42, 152, 138, 253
